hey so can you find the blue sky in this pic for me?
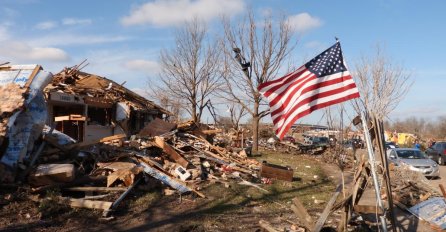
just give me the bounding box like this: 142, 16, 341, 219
1, 0, 445, 125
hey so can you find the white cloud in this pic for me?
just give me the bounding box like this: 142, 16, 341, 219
62, 18, 92, 26
0, 41, 69, 62
287, 13, 322, 34
0, 24, 68, 62
35, 21, 58, 30
121, 0, 245, 27
30, 34, 130, 47
124, 59, 160, 74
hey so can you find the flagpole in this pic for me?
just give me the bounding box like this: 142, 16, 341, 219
361, 112, 388, 232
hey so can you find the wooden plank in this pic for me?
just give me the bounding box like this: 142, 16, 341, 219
65, 187, 128, 192
154, 136, 189, 168
312, 184, 342, 232
54, 115, 86, 122
99, 134, 126, 142
23, 65, 41, 90
62, 198, 113, 210
291, 197, 314, 231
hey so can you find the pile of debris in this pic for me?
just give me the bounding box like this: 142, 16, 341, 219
11, 119, 261, 217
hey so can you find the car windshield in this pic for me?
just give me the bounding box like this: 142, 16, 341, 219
396, 150, 426, 159
314, 137, 328, 143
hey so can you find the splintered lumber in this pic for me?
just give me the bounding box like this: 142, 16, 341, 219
154, 136, 189, 168
291, 197, 314, 231
61, 197, 113, 210
313, 184, 342, 232
258, 220, 280, 232
65, 187, 128, 192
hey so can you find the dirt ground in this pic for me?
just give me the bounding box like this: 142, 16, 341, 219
0, 149, 347, 232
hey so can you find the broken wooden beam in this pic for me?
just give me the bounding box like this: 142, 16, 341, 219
291, 197, 314, 231
154, 136, 189, 168
60, 197, 113, 211
313, 184, 342, 232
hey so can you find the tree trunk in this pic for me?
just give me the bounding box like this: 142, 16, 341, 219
192, 105, 198, 123
252, 115, 259, 153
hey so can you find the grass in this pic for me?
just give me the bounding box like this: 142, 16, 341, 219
128, 189, 162, 213
170, 149, 338, 230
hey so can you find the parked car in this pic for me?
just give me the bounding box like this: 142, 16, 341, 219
312, 136, 330, 146
388, 148, 439, 178
385, 142, 399, 149
426, 141, 446, 165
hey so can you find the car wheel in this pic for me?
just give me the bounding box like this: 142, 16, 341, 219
439, 155, 444, 165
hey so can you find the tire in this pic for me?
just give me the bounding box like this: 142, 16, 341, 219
439, 155, 444, 165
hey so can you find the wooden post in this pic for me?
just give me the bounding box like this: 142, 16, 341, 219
374, 116, 397, 232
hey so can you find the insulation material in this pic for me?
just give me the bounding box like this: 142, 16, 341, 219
0, 65, 53, 169
1, 93, 47, 166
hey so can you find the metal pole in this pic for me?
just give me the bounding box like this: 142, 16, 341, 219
361, 112, 388, 232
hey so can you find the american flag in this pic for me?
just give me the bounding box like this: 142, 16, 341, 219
258, 42, 360, 139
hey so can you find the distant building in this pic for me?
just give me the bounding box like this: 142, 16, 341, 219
291, 123, 329, 133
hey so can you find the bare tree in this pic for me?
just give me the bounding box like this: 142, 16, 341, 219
157, 18, 222, 123
228, 103, 247, 131
220, 11, 296, 152
158, 93, 184, 122
352, 45, 412, 120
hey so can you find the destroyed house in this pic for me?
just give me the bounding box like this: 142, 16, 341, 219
43, 68, 171, 142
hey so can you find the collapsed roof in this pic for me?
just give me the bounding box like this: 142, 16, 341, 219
44, 67, 171, 115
